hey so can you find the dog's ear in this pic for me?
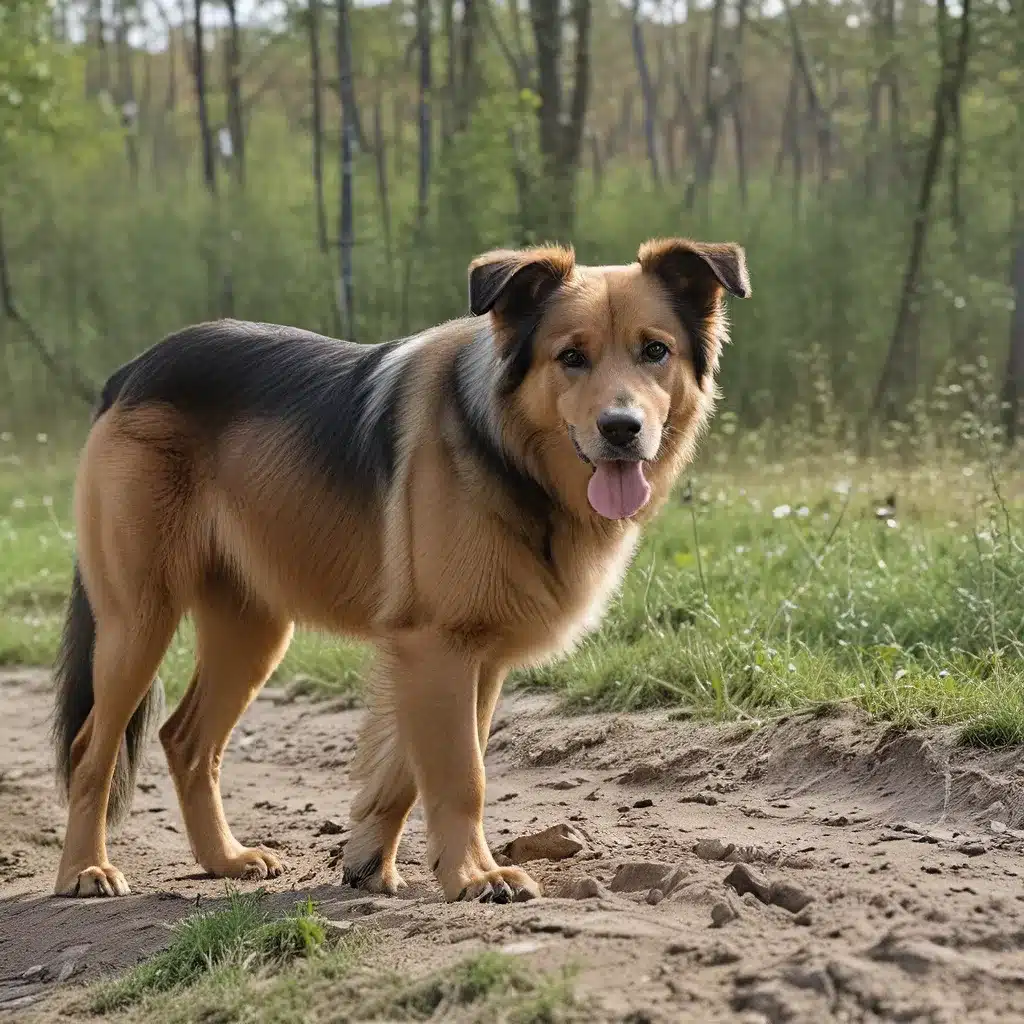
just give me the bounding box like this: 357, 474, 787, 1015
468, 246, 575, 319
638, 239, 750, 386
638, 238, 750, 302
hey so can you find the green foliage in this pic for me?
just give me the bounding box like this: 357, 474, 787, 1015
517, 442, 1024, 747
373, 953, 580, 1023
0, 0, 58, 155
91, 891, 334, 1013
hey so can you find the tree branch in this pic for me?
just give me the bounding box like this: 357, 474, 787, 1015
0, 214, 96, 407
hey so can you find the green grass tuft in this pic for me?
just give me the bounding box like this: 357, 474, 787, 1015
376, 952, 580, 1023
90, 891, 333, 1012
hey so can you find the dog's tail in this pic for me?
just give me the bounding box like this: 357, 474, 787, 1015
53, 361, 163, 826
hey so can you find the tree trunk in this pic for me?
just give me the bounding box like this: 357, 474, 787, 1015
783, 0, 832, 190
192, 0, 217, 195
308, 0, 329, 254
334, 0, 365, 151
871, 0, 971, 427
730, 0, 749, 208
415, 0, 432, 218
86, 0, 111, 99
442, 0, 456, 144
114, 0, 139, 185
631, 0, 660, 185
685, 0, 726, 210
224, 0, 245, 187
1001, 2, 1024, 442
528, 0, 591, 236
337, 0, 357, 339
1001, 196, 1024, 442
458, 0, 480, 131
373, 96, 393, 268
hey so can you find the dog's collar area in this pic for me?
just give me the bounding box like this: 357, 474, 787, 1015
566, 424, 594, 468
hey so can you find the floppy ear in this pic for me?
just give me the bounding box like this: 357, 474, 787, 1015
638, 238, 750, 385
637, 238, 750, 301
468, 246, 575, 319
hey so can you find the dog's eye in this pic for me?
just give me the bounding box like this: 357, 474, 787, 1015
641, 340, 669, 364
557, 348, 588, 370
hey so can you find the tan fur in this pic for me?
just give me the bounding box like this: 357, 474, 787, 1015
54, 239, 745, 902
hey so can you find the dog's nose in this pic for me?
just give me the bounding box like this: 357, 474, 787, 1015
597, 408, 643, 448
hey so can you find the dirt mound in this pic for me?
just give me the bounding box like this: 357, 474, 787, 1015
3, 670, 1024, 1021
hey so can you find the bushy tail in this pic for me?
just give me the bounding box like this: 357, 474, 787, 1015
52, 360, 163, 826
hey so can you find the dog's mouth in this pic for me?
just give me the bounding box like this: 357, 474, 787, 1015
567, 425, 652, 520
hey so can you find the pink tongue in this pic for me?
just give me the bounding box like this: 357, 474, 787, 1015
587, 461, 652, 520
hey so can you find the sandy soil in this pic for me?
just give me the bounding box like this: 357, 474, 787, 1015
2, 666, 1024, 1022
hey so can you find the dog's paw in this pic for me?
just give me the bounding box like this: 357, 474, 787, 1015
343, 854, 407, 896
54, 864, 131, 898
210, 846, 284, 881
452, 867, 540, 904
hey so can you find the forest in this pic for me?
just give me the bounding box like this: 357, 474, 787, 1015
0, 0, 1020, 447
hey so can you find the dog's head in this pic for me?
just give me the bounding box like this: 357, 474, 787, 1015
468, 238, 750, 521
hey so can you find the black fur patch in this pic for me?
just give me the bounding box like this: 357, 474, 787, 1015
448, 335, 557, 566
496, 307, 546, 397
111, 319, 404, 492
666, 293, 719, 386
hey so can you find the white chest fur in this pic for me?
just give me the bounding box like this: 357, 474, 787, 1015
527, 523, 640, 666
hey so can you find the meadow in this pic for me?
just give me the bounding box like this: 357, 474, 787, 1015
5, 412, 1023, 749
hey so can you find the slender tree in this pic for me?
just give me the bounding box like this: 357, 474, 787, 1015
307, 0, 329, 254
337, 0, 357, 339
192, 0, 216, 194
872, 0, 972, 426
631, 0, 660, 185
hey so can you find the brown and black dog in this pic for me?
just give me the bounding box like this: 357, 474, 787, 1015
51, 238, 749, 903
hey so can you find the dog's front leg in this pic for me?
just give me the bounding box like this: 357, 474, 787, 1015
393, 629, 539, 903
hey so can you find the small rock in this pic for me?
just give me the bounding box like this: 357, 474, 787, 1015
957, 840, 988, 857
315, 818, 347, 836
680, 792, 718, 806
548, 779, 582, 791
990, 820, 1007, 834
694, 838, 733, 861
794, 907, 813, 926
20, 966, 45, 981
724, 863, 771, 903
633, 798, 654, 809
552, 875, 608, 900
609, 861, 685, 894
647, 888, 664, 906
710, 899, 739, 928
769, 880, 814, 914
500, 823, 587, 864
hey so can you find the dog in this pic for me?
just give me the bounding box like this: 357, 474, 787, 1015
51, 238, 749, 902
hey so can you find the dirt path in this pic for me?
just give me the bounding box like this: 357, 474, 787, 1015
2, 667, 1024, 1022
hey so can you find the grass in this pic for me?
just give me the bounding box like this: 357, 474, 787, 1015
86, 892, 579, 1023
4, 429, 1024, 746
371, 952, 581, 1023
90, 891, 338, 1012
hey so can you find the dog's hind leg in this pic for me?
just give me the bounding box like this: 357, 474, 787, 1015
343, 646, 418, 895
55, 601, 177, 897
160, 579, 293, 880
